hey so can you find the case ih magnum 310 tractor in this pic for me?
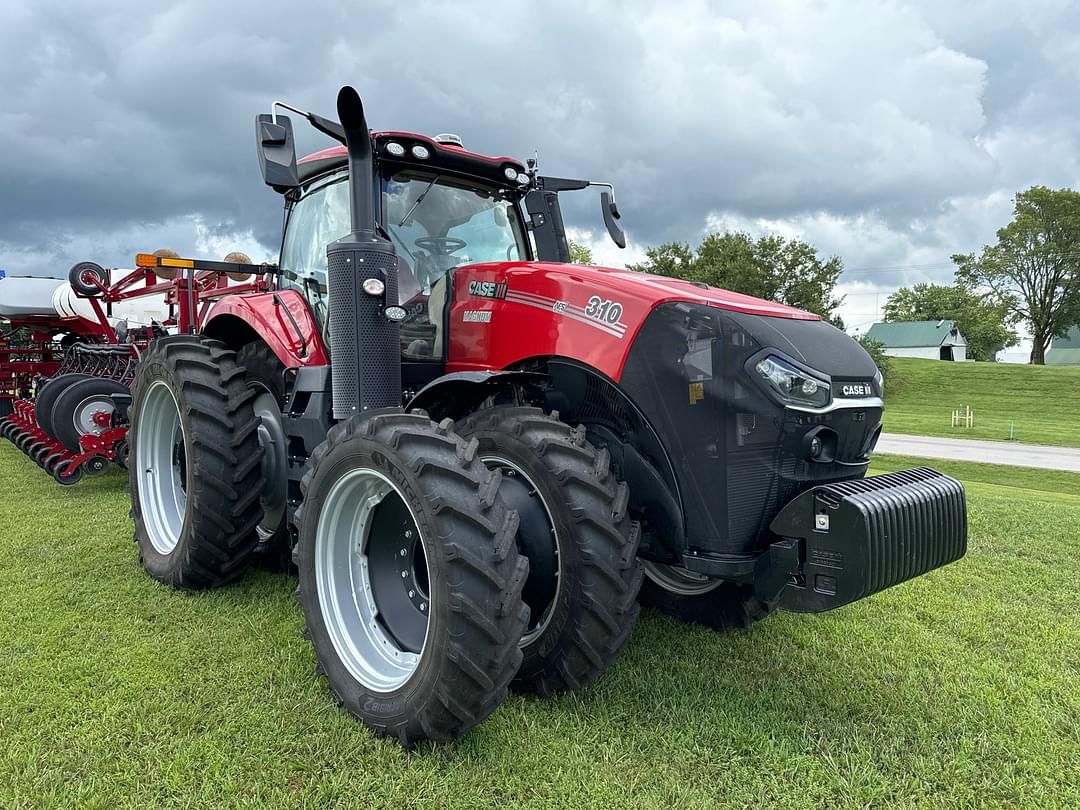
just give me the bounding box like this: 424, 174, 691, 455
3, 86, 967, 746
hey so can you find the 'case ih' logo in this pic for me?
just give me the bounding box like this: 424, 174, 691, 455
468, 280, 507, 299
839, 383, 873, 397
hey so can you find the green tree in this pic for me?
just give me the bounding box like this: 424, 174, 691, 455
629, 232, 845, 326
953, 186, 1080, 364
883, 283, 1018, 362
567, 240, 593, 264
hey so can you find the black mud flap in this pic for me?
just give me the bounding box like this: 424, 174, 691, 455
755, 467, 967, 613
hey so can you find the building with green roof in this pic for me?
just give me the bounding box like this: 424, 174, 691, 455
865, 320, 967, 361
1046, 325, 1080, 365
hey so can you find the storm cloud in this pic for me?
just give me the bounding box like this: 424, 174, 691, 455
1, 0, 1077, 330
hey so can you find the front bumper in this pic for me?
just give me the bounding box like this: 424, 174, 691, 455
754, 467, 967, 612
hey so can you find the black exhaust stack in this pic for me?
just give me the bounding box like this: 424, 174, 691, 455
326, 86, 400, 420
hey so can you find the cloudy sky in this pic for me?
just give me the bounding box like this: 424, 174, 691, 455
1, 0, 1078, 334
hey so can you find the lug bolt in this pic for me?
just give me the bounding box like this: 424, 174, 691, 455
400, 548, 407, 557
408, 590, 415, 598
401, 571, 408, 579
420, 603, 426, 611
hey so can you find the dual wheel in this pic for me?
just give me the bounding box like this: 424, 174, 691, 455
127, 337, 642, 744
290, 407, 643, 744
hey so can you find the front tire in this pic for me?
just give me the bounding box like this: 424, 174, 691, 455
294, 412, 530, 746
640, 562, 771, 630
457, 406, 643, 696
128, 336, 264, 588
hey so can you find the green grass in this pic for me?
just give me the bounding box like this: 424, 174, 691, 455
1, 442, 1078, 808
883, 357, 1080, 447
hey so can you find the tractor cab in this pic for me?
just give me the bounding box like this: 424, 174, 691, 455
278, 140, 532, 360
257, 104, 625, 363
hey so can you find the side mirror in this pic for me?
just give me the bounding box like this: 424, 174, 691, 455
256, 113, 299, 193
601, 191, 625, 249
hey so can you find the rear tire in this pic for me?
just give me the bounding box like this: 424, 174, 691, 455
457, 406, 643, 696
128, 335, 264, 589
640, 562, 771, 630
294, 412, 530, 746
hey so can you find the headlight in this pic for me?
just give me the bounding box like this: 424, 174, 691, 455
754, 355, 831, 408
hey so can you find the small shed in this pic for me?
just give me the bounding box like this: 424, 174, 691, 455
865, 320, 967, 361
1046, 325, 1080, 365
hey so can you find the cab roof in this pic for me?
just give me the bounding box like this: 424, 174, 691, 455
297, 131, 526, 187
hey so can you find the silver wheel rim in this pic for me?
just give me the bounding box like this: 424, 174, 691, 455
71, 394, 115, 437
315, 468, 429, 693
482, 455, 561, 647
642, 560, 723, 596
136, 380, 186, 555
252, 386, 287, 539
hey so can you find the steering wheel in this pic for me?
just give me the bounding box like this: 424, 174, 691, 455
414, 236, 466, 256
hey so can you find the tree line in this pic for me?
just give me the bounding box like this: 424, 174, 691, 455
571, 186, 1080, 364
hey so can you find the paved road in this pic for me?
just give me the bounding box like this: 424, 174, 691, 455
877, 433, 1080, 473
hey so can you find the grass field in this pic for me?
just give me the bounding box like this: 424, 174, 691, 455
882, 357, 1080, 447
1, 442, 1078, 808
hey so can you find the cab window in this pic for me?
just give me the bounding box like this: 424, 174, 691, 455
278, 174, 350, 327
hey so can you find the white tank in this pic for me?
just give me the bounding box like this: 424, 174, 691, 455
0, 276, 65, 318
51, 268, 171, 328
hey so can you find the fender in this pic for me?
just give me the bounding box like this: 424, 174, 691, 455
202, 289, 329, 369
406, 369, 545, 419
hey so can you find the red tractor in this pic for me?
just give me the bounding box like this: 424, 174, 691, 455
3, 86, 967, 746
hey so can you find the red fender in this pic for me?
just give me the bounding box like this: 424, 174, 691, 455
202, 290, 329, 368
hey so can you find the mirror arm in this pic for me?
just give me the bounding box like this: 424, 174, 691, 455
272, 100, 346, 145
587, 181, 616, 206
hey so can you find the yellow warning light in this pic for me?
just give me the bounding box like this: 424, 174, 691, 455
135, 253, 157, 268
159, 257, 195, 269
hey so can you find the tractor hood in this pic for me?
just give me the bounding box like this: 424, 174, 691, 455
463, 261, 820, 322
447, 260, 833, 383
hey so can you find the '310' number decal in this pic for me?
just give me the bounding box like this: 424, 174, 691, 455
585, 296, 624, 324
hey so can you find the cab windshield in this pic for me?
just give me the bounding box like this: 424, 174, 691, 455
383, 170, 528, 300
278, 168, 528, 360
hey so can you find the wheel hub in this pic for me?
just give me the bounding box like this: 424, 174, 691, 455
315, 468, 430, 693
72, 395, 115, 437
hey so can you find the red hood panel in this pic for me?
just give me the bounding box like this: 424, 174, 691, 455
446, 261, 820, 381
468, 262, 820, 321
